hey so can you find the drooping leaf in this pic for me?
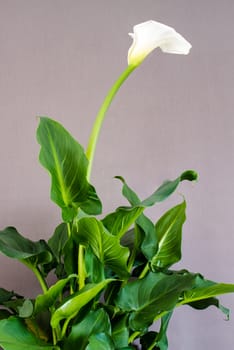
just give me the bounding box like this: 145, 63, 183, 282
178, 274, 234, 316
102, 205, 144, 238
35, 275, 77, 314
151, 201, 186, 269
0, 227, 52, 266
51, 280, 113, 329
116, 170, 197, 207
0, 317, 58, 350
37, 117, 102, 221
115, 271, 195, 331
73, 217, 130, 278
64, 309, 111, 350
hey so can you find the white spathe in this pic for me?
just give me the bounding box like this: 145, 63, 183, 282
128, 20, 192, 67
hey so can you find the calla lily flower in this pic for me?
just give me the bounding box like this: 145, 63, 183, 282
128, 20, 192, 67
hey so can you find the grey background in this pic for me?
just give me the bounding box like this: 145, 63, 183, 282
0, 1, 234, 349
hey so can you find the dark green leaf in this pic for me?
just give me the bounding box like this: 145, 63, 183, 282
0, 288, 21, 304
64, 309, 111, 350
73, 218, 130, 278
151, 202, 186, 269
115, 271, 195, 331
111, 315, 129, 349
0, 317, 57, 349
0, 227, 52, 266
48, 223, 68, 263
37, 117, 102, 221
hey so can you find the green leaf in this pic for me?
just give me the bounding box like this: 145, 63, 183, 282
111, 315, 129, 349
179, 274, 234, 314
51, 280, 113, 329
0, 317, 57, 350
86, 333, 115, 350
0, 288, 21, 304
102, 205, 144, 238
0, 227, 52, 266
73, 217, 130, 278
115, 271, 195, 331
116, 170, 197, 207
37, 117, 102, 221
35, 275, 77, 314
64, 309, 111, 350
151, 202, 186, 269
18, 299, 34, 318
47, 223, 68, 263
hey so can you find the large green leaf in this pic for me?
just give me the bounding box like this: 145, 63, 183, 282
64, 309, 111, 350
73, 217, 130, 278
151, 202, 186, 269
51, 280, 113, 329
47, 223, 68, 263
37, 117, 102, 221
115, 271, 195, 331
35, 274, 77, 314
178, 274, 234, 309
102, 205, 144, 238
0, 227, 52, 266
0, 317, 58, 350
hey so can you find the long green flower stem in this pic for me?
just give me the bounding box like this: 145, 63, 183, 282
86, 64, 136, 181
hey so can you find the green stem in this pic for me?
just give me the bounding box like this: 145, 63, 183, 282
22, 260, 48, 294
139, 262, 150, 279
86, 64, 136, 180
78, 244, 86, 290
128, 331, 141, 344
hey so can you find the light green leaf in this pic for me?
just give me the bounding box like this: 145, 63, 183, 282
151, 201, 186, 269
51, 280, 113, 329
102, 205, 144, 238
0, 317, 57, 350
18, 299, 34, 318
37, 117, 102, 221
73, 218, 130, 278
35, 274, 77, 314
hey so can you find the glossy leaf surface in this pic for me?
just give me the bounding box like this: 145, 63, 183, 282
73, 217, 130, 278
116, 271, 195, 331
0, 227, 52, 265
0, 317, 57, 350
51, 280, 113, 329
151, 201, 186, 268
37, 117, 102, 221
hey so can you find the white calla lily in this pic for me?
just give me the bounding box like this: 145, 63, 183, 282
128, 20, 192, 67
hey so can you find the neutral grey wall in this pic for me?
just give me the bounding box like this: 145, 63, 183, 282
0, 1, 234, 348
